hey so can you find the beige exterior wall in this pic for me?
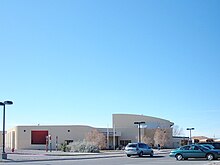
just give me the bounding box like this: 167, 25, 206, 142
6, 125, 95, 150
5, 129, 15, 149
113, 114, 173, 129
5, 114, 176, 150
113, 114, 174, 147
0, 131, 2, 148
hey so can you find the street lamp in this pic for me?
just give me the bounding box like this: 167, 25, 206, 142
0, 101, 13, 159
134, 121, 146, 143
186, 127, 195, 144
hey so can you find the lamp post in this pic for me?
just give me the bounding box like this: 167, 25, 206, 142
0, 101, 13, 159
134, 121, 146, 143
186, 127, 195, 144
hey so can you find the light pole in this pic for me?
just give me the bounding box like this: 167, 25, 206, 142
134, 121, 145, 143
0, 101, 13, 159
186, 127, 195, 144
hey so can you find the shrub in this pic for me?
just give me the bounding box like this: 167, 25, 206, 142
60, 142, 71, 152
68, 140, 100, 153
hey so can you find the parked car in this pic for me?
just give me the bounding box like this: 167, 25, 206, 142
199, 142, 220, 150
169, 144, 220, 161
124, 142, 154, 157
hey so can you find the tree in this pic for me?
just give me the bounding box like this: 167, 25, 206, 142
85, 129, 106, 149
172, 125, 184, 136
141, 135, 154, 147
154, 128, 171, 148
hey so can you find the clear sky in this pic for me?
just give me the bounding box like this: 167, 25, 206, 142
0, 0, 220, 138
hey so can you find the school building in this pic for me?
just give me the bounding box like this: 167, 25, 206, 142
5, 114, 187, 150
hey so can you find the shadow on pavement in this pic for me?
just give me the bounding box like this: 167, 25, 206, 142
186, 159, 208, 161
129, 155, 165, 159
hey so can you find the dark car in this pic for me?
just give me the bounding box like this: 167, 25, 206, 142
124, 142, 154, 157
169, 144, 220, 161
199, 142, 220, 150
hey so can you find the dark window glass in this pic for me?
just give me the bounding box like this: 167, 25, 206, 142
145, 144, 149, 148
181, 146, 190, 150
128, 144, 137, 148
139, 144, 144, 148
120, 140, 132, 146
139, 143, 148, 148
214, 143, 220, 149
65, 140, 73, 145
194, 146, 199, 150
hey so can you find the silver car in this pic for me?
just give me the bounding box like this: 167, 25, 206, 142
124, 143, 154, 157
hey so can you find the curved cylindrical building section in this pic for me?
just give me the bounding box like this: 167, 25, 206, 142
113, 114, 174, 129
113, 114, 174, 148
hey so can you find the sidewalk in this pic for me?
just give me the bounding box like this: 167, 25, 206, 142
153, 149, 172, 154
0, 149, 125, 163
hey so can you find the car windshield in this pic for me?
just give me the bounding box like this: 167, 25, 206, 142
127, 144, 137, 148
201, 145, 214, 150
199, 145, 209, 151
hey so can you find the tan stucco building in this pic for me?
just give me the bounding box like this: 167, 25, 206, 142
5, 114, 184, 150
6, 125, 96, 150
113, 114, 174, 147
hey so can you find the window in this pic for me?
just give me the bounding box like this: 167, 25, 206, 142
194, 146, 200, 150
127, 144, 137, 148
138, 143, 145, 148
189, 146, 194, 150
138, 143, 149, 149
181, 146, 190, 150
65, 140, 73, 145
120, 140, 131, 146
199, 145, 209, 151
31, 130, 48, 145
213, 143, 220, 149
144, 144, 149, 149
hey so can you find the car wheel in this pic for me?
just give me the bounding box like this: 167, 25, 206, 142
127, 154, 131, 157
139, 151, 143, 157
150, 151, 154, 157
206, 153, 214, 161
175, 154, 183, 161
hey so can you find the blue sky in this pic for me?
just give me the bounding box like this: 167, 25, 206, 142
0, 0, 220, 138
